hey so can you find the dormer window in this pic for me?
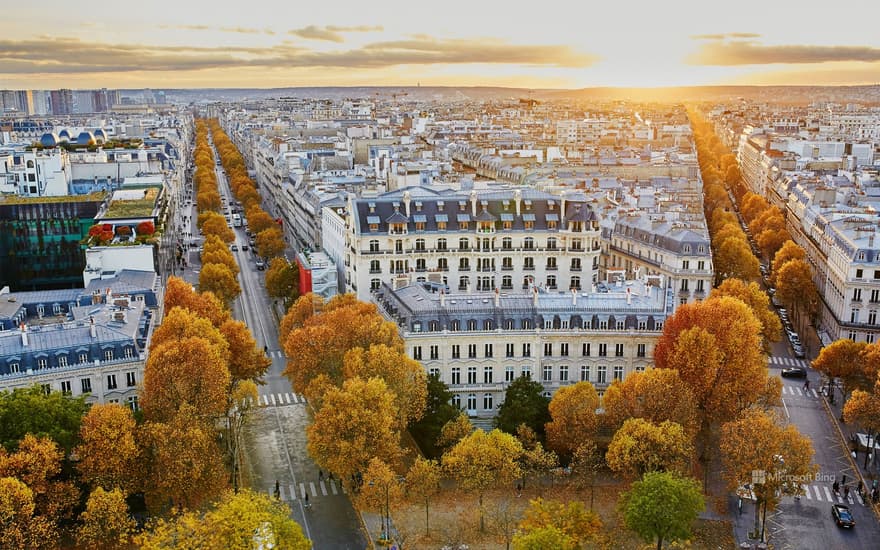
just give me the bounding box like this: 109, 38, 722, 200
415, 201, 422, 212
437, 201, 444, 211
524, 199, 532, 210
368, 202, 376, 213
547, 200, 555, 210
459, 201, 467, 211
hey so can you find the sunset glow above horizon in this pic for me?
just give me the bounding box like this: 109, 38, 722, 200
4, 0, 880, 90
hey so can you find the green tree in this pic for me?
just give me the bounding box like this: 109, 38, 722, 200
620, 471, 705, 550
408, 373, 460, 458
494, 376, 550, 439
0, 386, 88, 452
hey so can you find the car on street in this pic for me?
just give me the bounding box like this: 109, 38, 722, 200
832, 504, 855, 528
230, 244, 238, 251
241, 244, 249, 251
792, 347, 806, 359
781, 367, 807, 378
255, 259, 265, 270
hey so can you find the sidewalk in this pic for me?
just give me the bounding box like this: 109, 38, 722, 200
360, 510, 400, 549
822, 387, 880, 510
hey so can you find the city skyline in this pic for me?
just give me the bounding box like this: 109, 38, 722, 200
4, 0, 880, 90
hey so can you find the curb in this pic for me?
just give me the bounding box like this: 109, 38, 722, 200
358, 511, 376, 550
819, 394, 880, 523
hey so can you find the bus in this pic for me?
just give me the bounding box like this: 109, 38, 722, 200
231, 213, 242, 227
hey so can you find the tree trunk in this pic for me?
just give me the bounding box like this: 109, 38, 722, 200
479, 492, 484, 532
656, 536, 663, 550
425, 499, 430, 535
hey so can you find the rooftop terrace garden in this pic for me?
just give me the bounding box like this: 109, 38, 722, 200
102, 187, 160, 219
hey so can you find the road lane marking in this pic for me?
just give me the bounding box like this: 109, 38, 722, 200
309, 482, 317, 497
824, 486, 834, 501
284, 393, 291, 404
803, 485, 811, 499
812, 389, 819, 398
330, 481, 338, 495
782, 398, 790, 418
270, 394, 276, 406
300, 483, 306, 499
289, 484, 297, 500
320, 481, 328, 496
795, 387, 803, 396
291, 393, 299, 404
276, 393, 284, 405
279, 484, 286, 500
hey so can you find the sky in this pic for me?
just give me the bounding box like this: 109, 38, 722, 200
3, 0, 880, 90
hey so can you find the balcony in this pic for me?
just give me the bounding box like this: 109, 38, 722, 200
546, 265, 558, 271
523, 266, 535, 271
369, 268, 382, 274
570, 266, 582, 272
459, 266, 471, 271
501, 266, 514, 271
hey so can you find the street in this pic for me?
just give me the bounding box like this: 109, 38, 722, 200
178, 156, 367, 549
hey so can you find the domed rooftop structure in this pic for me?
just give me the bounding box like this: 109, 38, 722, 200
93, 128, 107, 143
76, 131, 96, 145
57, 129, 71, 142
40, 132, 59, 147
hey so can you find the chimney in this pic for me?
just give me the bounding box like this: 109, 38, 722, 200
470, 190, 478, 217
403, 190, 412, 218
514, 189, 522, 216
105, 287, 112, 304
560, 192, 566, 227
533, 286, 539, 306
626, 287, 632, 305
89, 316, 96, 338
20, 323, 27, 347
439, 288, 445, 307
571, 288, 577, 306
494, 288, 500, 307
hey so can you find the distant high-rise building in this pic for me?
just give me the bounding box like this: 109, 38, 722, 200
32, 91, 50, 115
50, 89, 75, 115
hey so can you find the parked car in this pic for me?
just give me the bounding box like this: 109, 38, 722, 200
241, 244, 249, 251
230, 244, 238, 251
832, 504, 855, 528
255, 259, 265, 270
781, 367, 807, 378
792, 347, 806, 359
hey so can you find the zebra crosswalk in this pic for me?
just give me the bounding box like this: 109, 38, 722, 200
267, 479, 346, 502
769, 356, 809, 368
780, 385, 819, 398
267, 350, 285, 359
799, 484, 865, 506
248, 392, 307, 407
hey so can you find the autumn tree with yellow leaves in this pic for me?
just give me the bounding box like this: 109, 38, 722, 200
75, 403, 140, 493
606, 418, 694, 479
544, 381, 600, 457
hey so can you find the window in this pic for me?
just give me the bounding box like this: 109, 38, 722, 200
126, 372, 136, 387
371, 279, 381, 291
546, 275, 557, 289
559, 365, 569, 382
41, 384, 51, 395
547, 237, 557, 250
467, 367, 477, 384
524, 237, 534, 250
597, 366, 607, 384
413, 346, 423, 360
485, 344, 493, 358
580, 365, 590, 382
459, 257, 470, 270
459, 238, 470, 250
484, 367, 493, 384
79, 352, 88, 364
505, 343, 515, 357
853, 288, 862, 301
582, 343, 591, 357
123, 347, 134, 359
369, 240, 379, 252
571, 276, 581, 290
522, 366, 532, 379
430, 345, 439, 360
615, 343, 624, 357
502, 237, 512, 250
429, 367, 440, 378
452, 345, 461, 359
524, 257, 535, 270
459, 277, 469, 291
696, 280, 704, 292
543, 365, 552, 382
544, 343, 553, 357
483, 393, 494, 410
415, 238, 426, 251
60, 380, 71, 395
37, 358, 47, 369
104, 349, 114, 361
81, 378, 92, 393
613, 366, 624, 380
872, 289, 880, 303
502, 275, 513, 289
598, 343, 607, 357
558, 343, 568, 357
851, 309, 859, 323
9, 362, 19, 373
682, 260, 690, 269
395, 240, 404, 253
506, 366, 515, 382
370, 260, 381, 273
637, 343, 647, 358
616, 320, 625, 330
680, 279, 689, 291
468, 344, 477, 358
127, 396, 139, 412
856, 269, 864, 279
437, 238, 447, 251
868, 334, 876, 344
452, 394, 461, 408
451, 368, 461, 385
450, 320, 460, 332
107, 374, 117, 390
467, 394, 477, 411
522, 343, 531, 357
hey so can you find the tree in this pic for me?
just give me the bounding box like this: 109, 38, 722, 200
283, 300, 401, 399
512, 526, 576, 550
359, 458, 403, 541
0, 477, 57, 549
741, 193, 770, 223
714, 236, 761, 283
488, 497, 519, 550
517, 497, 601, 547
163, 277, 230, 328
570, 442, 604, 511
220, 319, 271, 382
201, 248, 239, 276
0, 433, 80, 519
75, 404, 139, 493
442, 429, 523, 532
494, 376, 550, 439
544, 381, 599, 456
606, 419, 693, 479
0, 386, 88, 453
136, 220, 155, 236
266, 257, 299, 304
517, 432, 558, 489
436, 412, 472, 453
843, 375, 880, 467
711, 278, 782, 353
142, 337, 231, 423
306, 377, 400, 487
601, 368, 699, 436
812, 339, 868, 402
141, 405, 227, 512
775, 258, 818, 330
405, 457, 442, 536
771, 240, 805, 283
757, 228, 789, 261
343, 344, 427, 429
409, 373, 460, 458
150, 306, 230, 363
138, 489, 311, 550
256, 227, 286, 259
620, 471, 704, 550
279, 293, 323, 343
246, 209, 277, 235
76, 487, 135, 549
199, 262, 241, 306
720, 409, 816, 541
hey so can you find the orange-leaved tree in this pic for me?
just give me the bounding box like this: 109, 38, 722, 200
75, 403, 140, 493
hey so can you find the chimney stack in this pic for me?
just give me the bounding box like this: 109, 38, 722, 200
105, 287, 112, 304
20, 323, 27, 347
533, 286, 539, 306
470, 190, 478, 217
494, 288, 500, 307
403, 190, 412, 218
89, 316, 97, 338
571, 288, 577, 306
626, 287, 632, 305
439, 289, 445, 307
514, 189, 522, 216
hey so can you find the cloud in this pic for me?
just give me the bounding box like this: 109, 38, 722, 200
689, 39, 880, 65
691, 32, 761, 40
0, 35, 597, 75
288, 25, 384, 42
159, 24, 274, 35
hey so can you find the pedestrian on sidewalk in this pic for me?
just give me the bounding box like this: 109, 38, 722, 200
319, 470, 324, 481
833, 480, 840, 494
274, 480, 280, 499
857, 480, 864, 498
804, 379, 810, 391
844, 485, 850, 499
